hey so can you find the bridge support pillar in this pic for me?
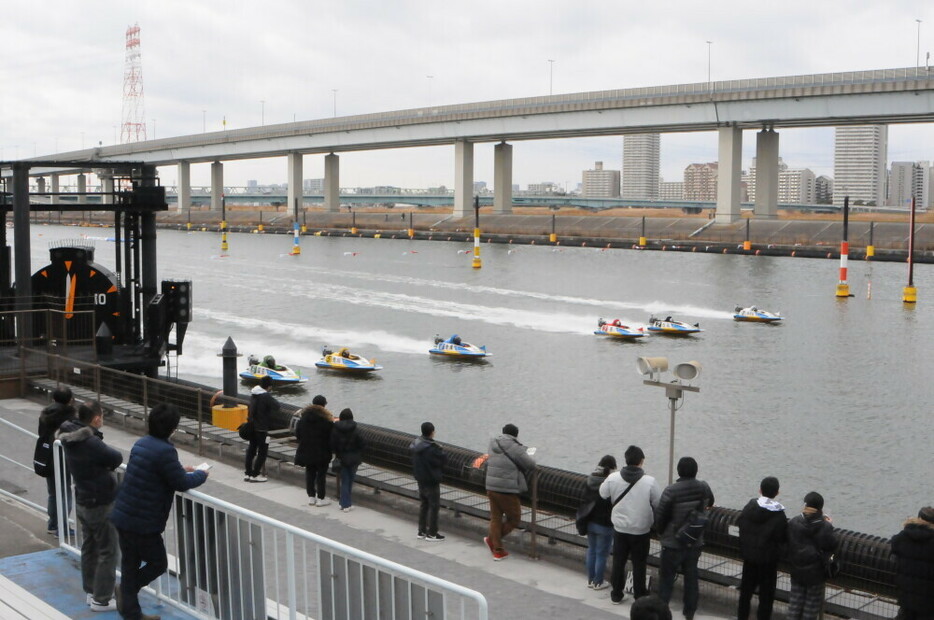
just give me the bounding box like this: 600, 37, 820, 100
754, 129, 779, 218
715, 126, 742, 224
177, 161, 190, 212
100, 173, 114, 205
324, 153, 340, 213
453, 140, 474, 218
50, 174, 60, 205
77, 173, 87, 205
493, 142, 513, 214
36, 176, 46, 199
287, 152, 303, 219
211, 161, 224, 211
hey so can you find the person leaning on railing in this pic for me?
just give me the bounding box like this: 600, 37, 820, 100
109, 403, 209, 620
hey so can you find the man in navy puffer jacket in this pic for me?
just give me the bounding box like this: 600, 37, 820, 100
110, 404, 208, 620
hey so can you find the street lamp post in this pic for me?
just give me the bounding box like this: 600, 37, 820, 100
636, 357, 702, 485
332, 89, 338, 118
547, 59, 555, 95
917, 20, 923, 67
202, 110, 206, 133
706, 41, 713, 91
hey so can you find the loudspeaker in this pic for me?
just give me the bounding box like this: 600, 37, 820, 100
636, 356, 669, 376
673, 361, 702, 381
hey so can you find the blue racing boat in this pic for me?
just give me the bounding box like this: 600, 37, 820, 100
240, 354, 308, 385
429, 335, 491, 358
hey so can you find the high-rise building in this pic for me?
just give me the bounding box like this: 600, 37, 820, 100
888, 161, 931, 209
815, 176, 834, 204
582, 162, 620, 198
833, 125, 888, 207
683, 163, 718, 201
303, 178, 324, 193
658, 178, 684, 201
743, 157, 788, 202
621, 134, 660, 199
779, 169, 816, 204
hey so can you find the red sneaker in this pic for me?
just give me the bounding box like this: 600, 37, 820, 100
483, 536, 494, 554
493, 550, 509, 561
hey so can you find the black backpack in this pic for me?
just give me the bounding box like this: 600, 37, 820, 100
33, 432, 54, 478
676, 499, 710, 548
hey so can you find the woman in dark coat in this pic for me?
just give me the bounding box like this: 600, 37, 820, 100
294, 395, 334, 507
581, 455, 616, 589
330, 408, 366, 512
890, 507, 934, 620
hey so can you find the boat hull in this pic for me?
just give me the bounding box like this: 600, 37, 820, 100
594, 326, 646, 339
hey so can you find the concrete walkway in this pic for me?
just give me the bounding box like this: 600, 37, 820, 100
0, 397, 735, 619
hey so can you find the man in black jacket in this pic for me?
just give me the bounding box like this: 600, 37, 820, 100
890, 506, 934, 620
58, 401, 123, 612
38, 387, 76, 536
654, 456, 714, 620
737, 476, 788, 620
786, 491, 838, 620
411, 422, 447, 541
245, 375, 279, 482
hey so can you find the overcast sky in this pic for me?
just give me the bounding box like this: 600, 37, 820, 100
2, 1, 933, 189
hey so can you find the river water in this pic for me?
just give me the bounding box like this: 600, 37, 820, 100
27, 225, 934, 536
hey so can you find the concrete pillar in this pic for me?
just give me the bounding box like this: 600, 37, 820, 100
36, 177, 46, 200
754, 129, 779, 218
453, 140, 474, 218
324, 153, 340, 213
77, 173, 87, 205
211, 161, 224, 211
100, 173, 114, 205
493, 142, 513, 215
715, 126, 742, 224
50, 174, 60, 205
287, 152, 303, 219
177, 161, 191, 213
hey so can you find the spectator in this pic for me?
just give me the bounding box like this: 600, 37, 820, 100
244, 375, 279, 483
38, 387, 75, 537
654, 456, 715, 620
737, 476, 788, 620
599, 444, 661, 604
581, 454, 616, 590
890, 506, 934, 620
484, 423, 536, 561
330, 408, 366, 512
411, 421, 447, 541
786, 492, 839, 620
110, 404, 208, 620
58, 401, 123, 612
631, 593, 673, 620
294, 395, 334, 507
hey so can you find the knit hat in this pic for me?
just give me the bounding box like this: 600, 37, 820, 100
312, 395, 327, 406
804, 491, 824, 510
502, 423, 519, 437
918, 506, 934, 524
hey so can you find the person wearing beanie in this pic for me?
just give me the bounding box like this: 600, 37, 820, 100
330, 408, 366, 512
736, 476, 788, 620
294, 396, 335, 507
890, 506, 934, 620
654, 456, 715, 619
786, 491, 839, 620
483, 423, 536, 561
38, 387, 76, 536
244, 375, 279, 483
579, 454, 617, 589
599, 444, 661, 604
410, 422, 447, 541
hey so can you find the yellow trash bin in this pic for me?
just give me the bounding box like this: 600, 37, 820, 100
212, 404, 248, 431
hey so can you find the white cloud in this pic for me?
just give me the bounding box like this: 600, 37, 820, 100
2, 0, 933, 187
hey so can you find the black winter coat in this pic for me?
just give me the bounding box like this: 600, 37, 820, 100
787, 510, 838, 586
891, 517, 934, 615
411, 436, 446, 485
581, 469, 613, 528
38, 402, 75, 474
57, 420, 123, 507
248, 388, 279, 432
330, 420, 366, 469
294, 405, 334, 467
655, 477, 715, 548
738, 498, 788, 564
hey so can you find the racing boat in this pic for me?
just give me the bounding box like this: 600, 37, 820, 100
594, 318, 646, 339
646, 316, 702, 336
429, 334, 491, 358
315, 347, 383, 372
733, 306, 783, 323
239, 354, 308, 385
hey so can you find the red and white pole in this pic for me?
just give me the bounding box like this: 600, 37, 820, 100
835, 196, 850, 298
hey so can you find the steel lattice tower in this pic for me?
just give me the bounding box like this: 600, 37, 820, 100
120, 23, 146, 144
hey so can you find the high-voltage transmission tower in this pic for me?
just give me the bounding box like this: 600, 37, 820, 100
120, 23, 147, 144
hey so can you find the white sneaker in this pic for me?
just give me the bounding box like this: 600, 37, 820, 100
252, 475, 268, 483
341, 506, 354, 512
592, 582, 610, 591
316, 498, 332, 507
244, 475, 253, 482
308, 498, 316, 506
86, 593, 93, 605
89, 599, 117, 612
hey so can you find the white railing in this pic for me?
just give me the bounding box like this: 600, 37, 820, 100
51, 442, 487, 620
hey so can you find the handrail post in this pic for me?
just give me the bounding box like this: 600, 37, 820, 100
95, 363, 101, 403
529, 469, 539, 560
142, 375, 149, 417
197, 388, 204, 456
286, 531, 298, 620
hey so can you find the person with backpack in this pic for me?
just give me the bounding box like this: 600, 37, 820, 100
36, 387, 76, 537
579, 455, 616, 590
330, 408, 366, 512
654, 456, 715, 620
483, 423, 536, 561
737, 476, 788, 620
786, 491, 839, 620
244, 375, 279, 483
294, 395, 334, 507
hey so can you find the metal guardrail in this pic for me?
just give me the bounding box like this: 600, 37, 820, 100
48, 441, 487, 620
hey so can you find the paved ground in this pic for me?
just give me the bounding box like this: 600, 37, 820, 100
0, 397, 735, 619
